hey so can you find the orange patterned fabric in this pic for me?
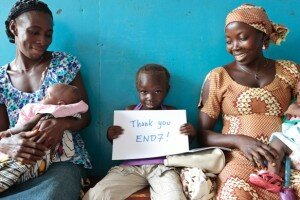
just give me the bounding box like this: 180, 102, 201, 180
200, 60, 300, 199
226, 4, 289, 45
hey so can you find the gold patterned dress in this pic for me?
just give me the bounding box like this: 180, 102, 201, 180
200, 60, 300, 199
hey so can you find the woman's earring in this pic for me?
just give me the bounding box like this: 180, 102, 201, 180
262, 45, 266, 50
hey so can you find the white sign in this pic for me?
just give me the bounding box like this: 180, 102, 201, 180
112, 110, 189, 160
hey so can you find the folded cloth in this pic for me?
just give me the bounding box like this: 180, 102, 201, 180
164, 147, 226, 174
180, 167, 215, 200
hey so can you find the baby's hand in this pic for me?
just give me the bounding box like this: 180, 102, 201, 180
179, 123, 196, 137
107, 125, 124, 142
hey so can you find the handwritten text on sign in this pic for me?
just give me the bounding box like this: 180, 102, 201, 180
112, 110, 189, 160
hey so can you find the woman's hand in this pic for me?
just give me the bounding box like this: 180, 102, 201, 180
0, 130, 47, 165
179, 123, 196, 137
236, 135, 279, 168
33, 118, 66, 149
107, 126, 123, 142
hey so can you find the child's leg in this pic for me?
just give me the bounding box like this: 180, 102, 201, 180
82, 165, 148, 200
268, 138, 292, 175
147, 165, 186, 200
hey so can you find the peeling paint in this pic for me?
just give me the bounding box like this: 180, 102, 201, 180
56, 9, 62, 15
185, 11, 192, 16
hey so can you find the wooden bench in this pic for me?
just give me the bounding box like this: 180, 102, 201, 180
125, 187, 150, 200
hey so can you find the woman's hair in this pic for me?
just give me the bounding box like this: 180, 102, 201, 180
5, 0, 53, 43
136, 64, 170, 86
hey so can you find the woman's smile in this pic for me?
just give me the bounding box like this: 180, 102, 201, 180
233, 52, 247, 61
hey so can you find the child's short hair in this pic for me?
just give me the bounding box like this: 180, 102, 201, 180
136, 64, 170, 85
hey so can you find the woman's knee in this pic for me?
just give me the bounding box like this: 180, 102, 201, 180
44, 162, 82, 199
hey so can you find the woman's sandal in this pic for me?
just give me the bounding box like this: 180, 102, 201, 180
249, 170, 283, 193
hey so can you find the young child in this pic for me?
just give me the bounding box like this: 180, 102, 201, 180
249, 81, 300, 193
0, 83, 88, 192
83, 64, 195, 200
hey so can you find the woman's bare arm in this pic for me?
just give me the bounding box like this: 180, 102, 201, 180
0, 105, 9, 131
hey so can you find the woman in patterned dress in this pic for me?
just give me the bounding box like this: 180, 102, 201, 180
198, 4, 299, 199
0, 0, 91, 199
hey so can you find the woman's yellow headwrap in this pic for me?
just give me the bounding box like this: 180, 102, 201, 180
225, 4, 289, 45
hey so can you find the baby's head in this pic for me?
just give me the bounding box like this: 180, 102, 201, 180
42, 83, 80, 105
135, 64, 170, 110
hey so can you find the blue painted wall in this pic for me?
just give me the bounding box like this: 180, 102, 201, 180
1, 0, 300, 177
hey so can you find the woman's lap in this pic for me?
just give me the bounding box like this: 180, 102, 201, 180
0, 162, 82, 200
217, 152, 280, 199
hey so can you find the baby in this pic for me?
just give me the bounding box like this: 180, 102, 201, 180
250, 82, 300, 193
0, 83, 88, 192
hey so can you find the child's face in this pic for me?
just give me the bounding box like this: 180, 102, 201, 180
136, 72, 169, 110
41, 86, 59, 105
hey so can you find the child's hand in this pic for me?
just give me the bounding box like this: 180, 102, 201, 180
107, 125, 124, 142
179, 123, 196, 137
